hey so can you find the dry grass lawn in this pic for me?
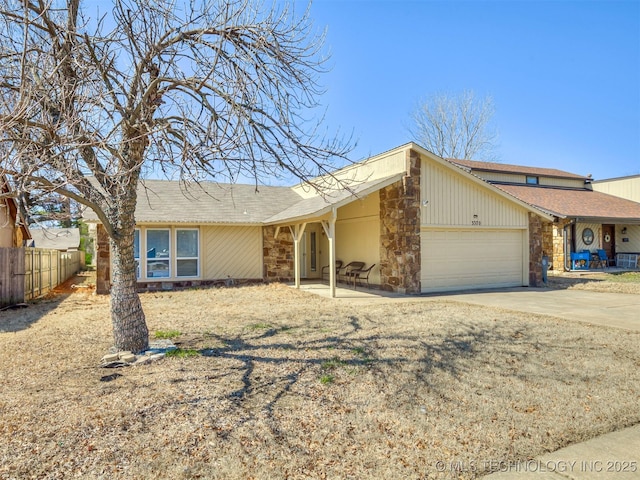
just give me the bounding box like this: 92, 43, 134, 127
1, 275, 639, 479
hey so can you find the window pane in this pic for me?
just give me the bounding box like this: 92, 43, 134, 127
177, 230, 198, 257
177, 259, 198, 277
147, 260, 170, 278
147, 230, 170, 278
147, 230, 170, 258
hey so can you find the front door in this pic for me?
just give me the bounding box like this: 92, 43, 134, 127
602, 224, 615, 263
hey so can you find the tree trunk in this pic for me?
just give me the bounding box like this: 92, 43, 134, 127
109, 231, 149, 353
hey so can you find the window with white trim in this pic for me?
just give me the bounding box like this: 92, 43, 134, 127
176, 229, 199, 277
146, 229, 170, 278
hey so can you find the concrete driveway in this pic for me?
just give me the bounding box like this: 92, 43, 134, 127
297, 283, 640, 332
439, 287, 640, 332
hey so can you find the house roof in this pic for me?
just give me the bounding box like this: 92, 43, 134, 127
449, 159, 589, 181
82, 143, 560, 227
29, 228, 80, 250
84, 180, 303, 225
494, 184, 640, 222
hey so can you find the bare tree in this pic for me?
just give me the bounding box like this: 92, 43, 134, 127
0, 0, 351, 352
408, 90, 498, 161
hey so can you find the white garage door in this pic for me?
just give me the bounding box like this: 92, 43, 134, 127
421, 229, 526, 293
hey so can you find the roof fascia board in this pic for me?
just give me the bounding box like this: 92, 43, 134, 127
407, 143, 555, 222
593, 174, 640, 183
134, 221, 264, 227
572, 216, 640, 225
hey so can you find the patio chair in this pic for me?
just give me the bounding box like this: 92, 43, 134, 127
596, 249, 612, 269
352, 263, 376, 289
338, 261, 365, 284
321, 260, 343, 283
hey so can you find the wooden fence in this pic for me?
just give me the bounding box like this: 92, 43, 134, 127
0, 247, 82, 308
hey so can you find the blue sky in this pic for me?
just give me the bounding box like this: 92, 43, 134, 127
301, 0, 640, 180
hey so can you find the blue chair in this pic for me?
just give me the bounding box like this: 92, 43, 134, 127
596, 250, 612, 269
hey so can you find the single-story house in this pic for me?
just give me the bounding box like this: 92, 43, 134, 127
86, 143, 565, 295
449, 160, 640, 271
0, 175, 31, 248
29, 228, 81, 252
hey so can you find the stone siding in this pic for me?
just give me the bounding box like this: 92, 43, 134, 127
379, 150, 421, 294
528, 212, 544, 286
543, 219, 572, 272
263, 226, 294, 282
96, 224, 111, 294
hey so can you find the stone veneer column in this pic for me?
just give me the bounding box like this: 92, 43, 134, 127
379, 149, 421, 294
263, 226, 294, 282
551, 219, 571, 272
528, 212, 543, 286
96, 223, 111, 294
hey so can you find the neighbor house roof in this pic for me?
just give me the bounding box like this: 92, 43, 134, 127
449, 159, 589, 181
494, 184, 640, 222
30, 228, 80, 250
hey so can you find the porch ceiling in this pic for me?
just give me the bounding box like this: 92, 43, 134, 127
264, 172, 406, 225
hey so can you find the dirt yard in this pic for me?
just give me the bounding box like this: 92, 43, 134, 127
1, 274, 639, 479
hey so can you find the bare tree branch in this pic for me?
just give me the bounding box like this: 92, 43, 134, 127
0, 0, 352, 352
408, 90, 499, 161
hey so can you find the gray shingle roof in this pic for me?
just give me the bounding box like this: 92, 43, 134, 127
83, 173, 406, 226
83, 180, 303, 225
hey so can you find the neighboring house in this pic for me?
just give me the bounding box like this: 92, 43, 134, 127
0, 175, 31, 248
85, 143, 557, 295
29, 228, 81, 252
450, 160, 640, 271
592, 174, 640, 203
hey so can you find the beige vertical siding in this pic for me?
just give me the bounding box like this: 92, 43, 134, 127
421, 158, 529, 227
543, 177, 585, 188
593, 177, 640, 203
292, 149, 407, 199
617, 225, 640, 253
201, 225, 263, 280
335, 193, 381, 285
574, 223, 601, 252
